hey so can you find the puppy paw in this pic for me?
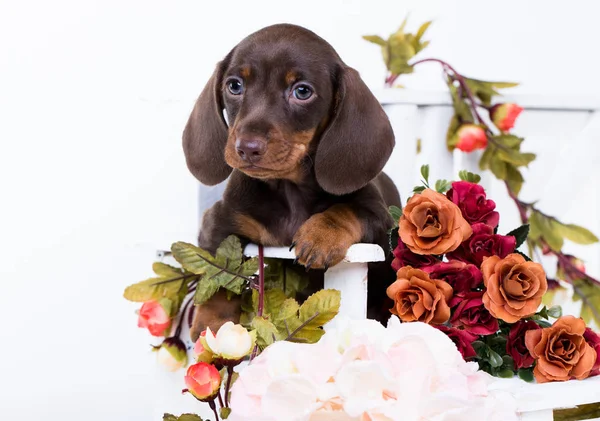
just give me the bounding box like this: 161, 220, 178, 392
291, 208, 361, 270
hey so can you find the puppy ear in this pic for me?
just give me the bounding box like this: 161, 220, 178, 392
182, 62, 232, 185
315, 67, 394, 195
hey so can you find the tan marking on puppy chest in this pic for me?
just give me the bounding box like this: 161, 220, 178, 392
234, 213, 281, 246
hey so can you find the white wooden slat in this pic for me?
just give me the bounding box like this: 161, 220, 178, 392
381, 103, 420, 201
243, 243, 385, 263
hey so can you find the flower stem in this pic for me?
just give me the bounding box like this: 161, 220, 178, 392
224, 365, 234, 407
208, 399, 220, 421
249, 245, 265, 362
175, 293, 195, 338
411, 58, 486, 125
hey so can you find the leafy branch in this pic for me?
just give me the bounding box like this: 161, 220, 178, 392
364, 17, 600, 325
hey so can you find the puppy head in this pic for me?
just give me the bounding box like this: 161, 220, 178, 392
183, 24, 394, 194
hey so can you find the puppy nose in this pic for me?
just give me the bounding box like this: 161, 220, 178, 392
236, 139, 267, 162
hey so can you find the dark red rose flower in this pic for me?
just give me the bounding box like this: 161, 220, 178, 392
447, 181, 500, 229
447, 223, 516, 266
422, 261, 483, 307
450, 291, 499, 335
391, 239, 440, 271
507, 320, 541, 369
436, 325, 478, 360
584, 327, 600, 377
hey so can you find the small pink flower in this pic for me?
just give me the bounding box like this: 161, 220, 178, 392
490, 103, 523, 132
454, 124, 487, 152
183, 362, 221, 401
137, 300, 171, 337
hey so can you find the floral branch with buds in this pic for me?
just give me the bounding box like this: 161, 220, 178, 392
364, 18, 600, 327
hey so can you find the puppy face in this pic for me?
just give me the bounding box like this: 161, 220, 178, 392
183, 24, 395, 195
220, 28, 337, 181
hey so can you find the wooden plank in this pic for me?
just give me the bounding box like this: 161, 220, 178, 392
243, 243, 385, 263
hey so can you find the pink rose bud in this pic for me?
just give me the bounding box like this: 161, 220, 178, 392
490, 103, 524, 132
454, 124, 487, 152
205, 322, 255, 364
183, 362, 221, 402
137, 300, 172, 337
156, 337, 188, 372
570, 256, 586, 273
194, 330, 214, 364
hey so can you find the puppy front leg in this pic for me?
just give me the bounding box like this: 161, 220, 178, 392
292, 204, 363, 270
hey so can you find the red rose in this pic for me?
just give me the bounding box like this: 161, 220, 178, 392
138, 300, 172, 337
391, 239, 440, 271
450, 291, 499, 335
446, 181, 499, 229
453, 124, 487, 152
506, 320, 541, 369
584, 328, 600, 377
422, 261, 483, 307
447, 223, 516, 266
490, 103, 523, 132
436, 325, 478, 360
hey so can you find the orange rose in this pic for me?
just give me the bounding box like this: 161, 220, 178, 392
481, 253, 547, 323
399, 189, 472, 255
525, 316, 597, 383
386, 266, 453, 324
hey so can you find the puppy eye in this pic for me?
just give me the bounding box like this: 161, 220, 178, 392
293, 84, 313, 100
226, 78, 244, 95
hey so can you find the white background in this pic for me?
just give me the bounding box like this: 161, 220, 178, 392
1, 0, 600, 420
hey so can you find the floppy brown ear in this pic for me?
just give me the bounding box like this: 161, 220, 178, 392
182, 62, 232, 185
315, 67, 394, 195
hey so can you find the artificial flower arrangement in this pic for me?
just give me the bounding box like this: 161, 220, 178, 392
126, 169, 600, 421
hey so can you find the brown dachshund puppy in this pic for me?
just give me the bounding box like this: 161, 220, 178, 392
183, 24, 400, 336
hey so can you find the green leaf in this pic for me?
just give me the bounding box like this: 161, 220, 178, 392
220, 407, 232, 419
171, 242, 214, 274
505, 164, 524, 195
489, 156, 508, 179
515, 250, 532, 261
263, 289, 287, 318
488, 349, 504, 368
163, 414, 204, 421
420, 164, 430, 183
458, 170, 481, 183
463, 78, 519, 106
298, 289, 341, 328
274, 298, 300, 325
507, 224, 530, 248
446, 114, 462, 151
517, 368, 534, 382
554, 223, 599, 245
194, 279, 220, 305
389, 205, 403, 227
152, 262, 184, 277
492, 134, 523, 148
263, 259, 309, 298
496, 148, 536, 167
362, 35, 387, 46
413, 185, 426, 194
435, 179, 451, 193
573, 279, 600, 326
123, 275, 188, 303
547, 305, 562, 318
497, 368, 515, 378
415, 21, 432, 42
252, 316, 280, 348
215, 235, 244, 267
479, 146, 495, 170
